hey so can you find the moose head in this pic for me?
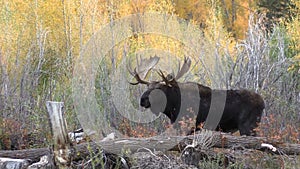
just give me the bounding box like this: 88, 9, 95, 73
128, 56, 192, 122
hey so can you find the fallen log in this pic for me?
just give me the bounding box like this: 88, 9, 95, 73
0, 131, 299, 161
0, 148, 51, 162
98, 132, 300, 155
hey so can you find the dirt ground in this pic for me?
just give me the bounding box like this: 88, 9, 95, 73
131, 151, 198, 169
129, 149, 300, 169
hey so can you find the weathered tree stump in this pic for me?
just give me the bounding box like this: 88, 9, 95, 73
46, 101, 73, 168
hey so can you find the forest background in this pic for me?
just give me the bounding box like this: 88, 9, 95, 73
0, 0, 299, 150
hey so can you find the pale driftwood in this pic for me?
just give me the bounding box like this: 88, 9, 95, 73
0, 155, 54, 169
46, 101, 72, 168
27, 155, 54, 169
0, 157, 30, 169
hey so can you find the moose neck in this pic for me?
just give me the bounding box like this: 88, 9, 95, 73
161, 82, 212, 124
162, 84, 181, 123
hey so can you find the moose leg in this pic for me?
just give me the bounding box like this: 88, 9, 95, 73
238, 110, 262, 136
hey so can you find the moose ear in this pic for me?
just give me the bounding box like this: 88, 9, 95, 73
166, 73, 174, 81
166, 73, 179, 87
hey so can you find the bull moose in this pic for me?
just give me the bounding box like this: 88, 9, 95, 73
128, 56, 265, 136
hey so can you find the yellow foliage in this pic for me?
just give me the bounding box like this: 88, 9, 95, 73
0, 0, 244, 78
285, 1, 300, 71
202, 0, 237, 58
1, 0, 297, 79
0, 0, 256, 66
173, 0, 256, 40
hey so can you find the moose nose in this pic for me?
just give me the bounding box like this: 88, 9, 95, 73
140, 97, 151, 108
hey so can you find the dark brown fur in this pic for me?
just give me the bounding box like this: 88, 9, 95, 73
140, 81, 265, 136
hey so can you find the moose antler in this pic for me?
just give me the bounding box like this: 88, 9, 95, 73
128, 55, 160, 85
157, 69, 170, 82
175, 56, 191, 80
157, 57, 191, 86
